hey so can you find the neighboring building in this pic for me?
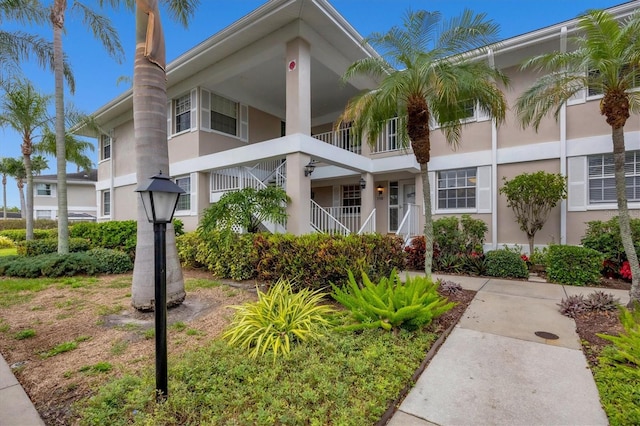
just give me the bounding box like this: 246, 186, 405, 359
86, 0, 640, 251
33, 169, 97, 221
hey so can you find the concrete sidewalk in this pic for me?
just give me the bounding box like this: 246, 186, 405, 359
0, 354, 44, 426
388, 273, 630, 426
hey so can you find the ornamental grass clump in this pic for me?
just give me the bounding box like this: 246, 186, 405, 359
222, 278, 333, 361
331, 269, 455, 332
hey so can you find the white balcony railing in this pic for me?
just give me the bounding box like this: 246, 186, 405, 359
357, 209, 376, 234
373, 117, 405, 153
312, 127, 361, 154
395, 203, 420, 245
310, 200, 351, 235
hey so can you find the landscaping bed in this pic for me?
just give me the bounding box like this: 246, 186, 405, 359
0, 269, 475, 425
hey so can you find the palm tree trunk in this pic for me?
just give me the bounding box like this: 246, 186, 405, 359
52, 0, 69, 254
131, 2, 185, 310
420, 163, 433, 278
2, 176, 6, 219
612, 126, 640, 306
17, 179, 25, 219
23, 153, 33, 240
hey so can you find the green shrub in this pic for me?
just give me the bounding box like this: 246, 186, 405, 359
595, 304, 640, 425
172, 218, 184, 236
0, 219, 57, 231
0, 252, 105, 278
545, 245, 603, 286
0, 228, 56, 242
434, 214, 488, 258
86, 249, 133, 274
69, 220, 137, 257
0, 235, 15, 248
16, 238, 90, 256
223, 278, 333, 361
331, 269, 454, 331
176, 232, 204, 268
581, 217, 640, 269
485, 249, 529, 278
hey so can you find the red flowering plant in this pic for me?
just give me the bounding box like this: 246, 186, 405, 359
620, 261, 633, 281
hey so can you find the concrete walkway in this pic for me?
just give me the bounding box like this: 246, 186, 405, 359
0, 274, 630, 426
388, 273, 630, 426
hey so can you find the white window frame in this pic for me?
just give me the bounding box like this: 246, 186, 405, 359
102, 190, 111, 217
35, 183, 54, 197
100, 134, 111, 161
174, 93, 192, 134
588, 150, 640, 205
435, 168, 478, 212
342, 184, 361, 207
35, 210, 52, 220
174, 176, 191, 213
200, 88, 248, 142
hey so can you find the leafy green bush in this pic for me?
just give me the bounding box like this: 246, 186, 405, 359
0, 228, 56, 242
175, 232, 204, 269
193, 230, 256, 280
0, 250, 130, 278
595, 304, 640, 425
87, 249, 134, 274
485, 249, 529, 278
223, 278, 333, 361
581, 217, 640, 270
545, 245, 603, 286
0, 235, 15, 248
0, 219, 57, 231
16, 238, 90, 256
331, 269, 454, 331
434, 214, 488, 258
404, 236, 426, 270
70, 220, 137, 257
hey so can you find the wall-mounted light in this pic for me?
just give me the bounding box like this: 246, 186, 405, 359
304, 161, 316, 177
376, 184, 384, 199
359, 177, 366, 190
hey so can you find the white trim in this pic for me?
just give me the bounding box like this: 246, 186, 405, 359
567, 156, 587, 212
476, 165, 492, 214
497, 141, 560, 164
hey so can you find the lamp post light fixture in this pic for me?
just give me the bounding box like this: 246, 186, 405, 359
135, 172, 185, 402
359, 177, 367, 190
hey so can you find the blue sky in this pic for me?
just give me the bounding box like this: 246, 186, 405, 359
0, 0, 628, 208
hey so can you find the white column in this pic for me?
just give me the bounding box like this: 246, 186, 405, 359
285, 152, 311, 235
285, 38, 311, 136
361, 172, 375, 230
559, 26, 568, 246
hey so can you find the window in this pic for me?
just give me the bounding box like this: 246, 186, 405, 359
437, 168, 477, 209
587, 69, 603, 98
102, 191, 111, 216
175, 176, 191, 211
35, 210, 52, 219
588, 151, 640, 203
210, 93, 237, 136
460, 100, 476, 120
100, 134, 111, 160
174, 94, 191, 133
342, 185, 361, 207
35, 183, 53, 196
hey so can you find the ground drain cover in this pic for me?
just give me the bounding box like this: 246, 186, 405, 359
535, 331, 559, 340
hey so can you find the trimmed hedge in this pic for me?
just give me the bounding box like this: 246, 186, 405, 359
70, 221, 137, 257
0, 228, 57, 242
485, 249, 529, 278
16, 238, 90, 256
0, 249, 133, 278
0, 219, 58, 230
177, 231, 406, 289
545, 245, 603, 286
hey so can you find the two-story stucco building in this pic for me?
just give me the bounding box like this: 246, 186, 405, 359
33, 169, 97, 221
86, 0, 640, 252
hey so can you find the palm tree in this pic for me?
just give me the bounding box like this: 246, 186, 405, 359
515, 10, 640, 307
0, 157, 19, 219
0, 78, 51, 239
340, 9, 508, 277
50, 0, 124, 254
36, 127, 94, 172
6, 157, 27, 217
0, 0, 74, 87
126, 0, 198, 310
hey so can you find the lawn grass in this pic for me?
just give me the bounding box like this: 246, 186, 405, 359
0, 277, 56, 307
76, 311, 438, 425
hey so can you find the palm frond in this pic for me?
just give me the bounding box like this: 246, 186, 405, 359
436, 9, 500, 56
73, 2, 125, 64
162, 0, 199, 27
0, 0, 48, 25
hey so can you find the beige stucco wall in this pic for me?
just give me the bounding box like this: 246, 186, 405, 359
496, 159, 561, 248
67, 184, 96, 207
565, 210, 628, 246
113, 184, 137, 221
498, 66, 560, 148
113, 120, 136, 177
430, 120, 492, 157
248, 107, 282, 143
169, 131, 200, 163
566, 100, 640, 140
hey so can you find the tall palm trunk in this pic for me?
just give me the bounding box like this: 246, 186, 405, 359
612, 126, 640, 306
2, 175, 6, 219
17, 178, 25, 220
52, 0, 69, 253
131, 2, 185, 310
22, 146, 33, 239
420, 163, 434, 277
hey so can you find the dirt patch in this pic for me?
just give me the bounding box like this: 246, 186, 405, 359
574, 310, 625, 368
0, 270, 256, 425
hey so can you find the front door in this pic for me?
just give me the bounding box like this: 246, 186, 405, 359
388, 180, 416, 233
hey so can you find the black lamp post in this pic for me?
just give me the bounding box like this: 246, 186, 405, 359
135, 172, 184, 402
